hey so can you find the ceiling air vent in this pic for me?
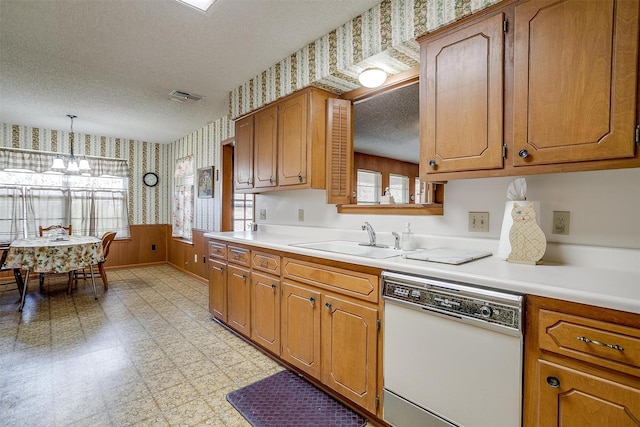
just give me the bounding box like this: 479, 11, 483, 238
169, 90, 203, 101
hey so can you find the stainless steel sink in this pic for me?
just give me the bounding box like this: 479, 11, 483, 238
291, 240, 401, 259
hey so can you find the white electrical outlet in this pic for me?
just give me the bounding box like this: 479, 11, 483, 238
469, 212, 489, 232
260, 209, 267, 220
298, 209, 304, 222
552, 211, 570, 235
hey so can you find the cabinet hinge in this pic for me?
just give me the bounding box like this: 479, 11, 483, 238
502, 143, 508, 159
503, 20, 508, 33
635, 125, 640, 145
375, 395, 380, 409
377, 318, 381, 331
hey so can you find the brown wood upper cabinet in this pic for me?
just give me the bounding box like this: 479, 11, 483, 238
234, 115, 254, 190
513, 0, 639, 167
419, 0, 639, 181
234, 87, 336, 193
421, 13, 505, 174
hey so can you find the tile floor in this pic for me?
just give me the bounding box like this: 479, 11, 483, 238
0, 265, 287, 426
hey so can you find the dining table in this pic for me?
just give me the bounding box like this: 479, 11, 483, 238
3, 235, 104, 311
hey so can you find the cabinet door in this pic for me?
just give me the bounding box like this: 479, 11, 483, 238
422, 13, 505, 173
278, 91, 308, 186
281, 281, 321, 379
322, 294, 378, 412
538, 360, 640, 426
234, 115, 254, 190
227, 264, 250, 337
513, 0, 639, 166
208, 259, 227, 322
251, 271, 280, 355
254, 105, 278, 188
326, 98, 354, 205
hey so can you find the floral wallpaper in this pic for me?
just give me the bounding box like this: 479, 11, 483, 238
229, 0, 502, 118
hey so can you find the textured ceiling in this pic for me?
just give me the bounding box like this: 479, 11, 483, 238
0, 0, 381, 143
354, 83, 419, 164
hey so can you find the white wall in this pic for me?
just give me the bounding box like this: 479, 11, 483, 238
255, 168, 640, 249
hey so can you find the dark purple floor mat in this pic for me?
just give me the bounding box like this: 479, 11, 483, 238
226, 370, 367, 427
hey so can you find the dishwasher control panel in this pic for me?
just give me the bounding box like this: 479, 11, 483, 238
383, 271, 523, 333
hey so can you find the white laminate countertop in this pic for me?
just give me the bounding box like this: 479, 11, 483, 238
204, 226, 640, 315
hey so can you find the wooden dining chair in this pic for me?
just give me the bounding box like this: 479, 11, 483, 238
38, 225, 74, 292
0, 243, 20, 295
39, 224, 72, 237
73, 231, 116, 293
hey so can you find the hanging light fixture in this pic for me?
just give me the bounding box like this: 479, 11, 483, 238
358, 67, 387, 88
52, 115, 91, 173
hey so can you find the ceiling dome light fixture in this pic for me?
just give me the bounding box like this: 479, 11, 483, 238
52, 115, 91, 173
358, 67, 387, 88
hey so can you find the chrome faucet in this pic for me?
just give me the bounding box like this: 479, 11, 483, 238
361, 222, 376, 246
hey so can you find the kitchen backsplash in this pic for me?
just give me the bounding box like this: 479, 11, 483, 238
255, 168, 640, 250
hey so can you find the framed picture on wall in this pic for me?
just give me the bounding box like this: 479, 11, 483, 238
197, 166, 214, 198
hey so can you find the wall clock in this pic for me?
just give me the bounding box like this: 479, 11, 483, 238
143, 172, 159, 187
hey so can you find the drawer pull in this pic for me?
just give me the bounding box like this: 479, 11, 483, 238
577, 336, 624, 352
260, 260, 268, 267
546, 376, 560, 388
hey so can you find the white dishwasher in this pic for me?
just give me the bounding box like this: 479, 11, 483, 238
382, 271, 524, 427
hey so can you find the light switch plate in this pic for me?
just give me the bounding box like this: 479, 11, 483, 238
298, 209, 304, 222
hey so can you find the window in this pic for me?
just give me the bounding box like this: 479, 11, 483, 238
173, 155, 194, 240
233, 193, 254, 231
389, 174, 409, 204
0, 148, 130, 243
356, 169, 381, 205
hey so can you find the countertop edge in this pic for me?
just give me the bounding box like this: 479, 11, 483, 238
204, 231, 640, 315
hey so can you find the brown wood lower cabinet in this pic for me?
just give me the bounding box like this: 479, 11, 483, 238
537, 359, 640, 426
251, 271, 280, 355
208, 259, 227, 322
525, 295, 640, 426
226, 264, 250, 338
321, 293, 378, 412
207, 239, 382, 418
281, 281, 322, 378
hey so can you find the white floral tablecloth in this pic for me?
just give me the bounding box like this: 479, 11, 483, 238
4, 236, 104, 273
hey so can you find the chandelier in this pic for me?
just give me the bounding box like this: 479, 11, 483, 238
51, 115, 91, 173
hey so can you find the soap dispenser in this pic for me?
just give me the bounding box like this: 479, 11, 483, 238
401, 222, 415, 251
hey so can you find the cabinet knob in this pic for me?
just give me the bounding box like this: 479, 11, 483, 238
428, 159, 436, 167
518, 149, 529, 158
298, 174, 303, 182
269, 177, 274, 184
325, 302, 332, 310
271, 284, 276, 290
546, 376, 560, 388
241, 274, 247, 281
309, 296, 315, 306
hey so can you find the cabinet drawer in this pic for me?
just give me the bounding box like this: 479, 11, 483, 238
252, 251, 281, 276
539, 309, 640, 377
228, 245, 250, 266
282, 258, 379, 303
208, 241, 227, 260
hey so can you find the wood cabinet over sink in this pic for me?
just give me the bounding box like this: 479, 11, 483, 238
419, 0, 640, 182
